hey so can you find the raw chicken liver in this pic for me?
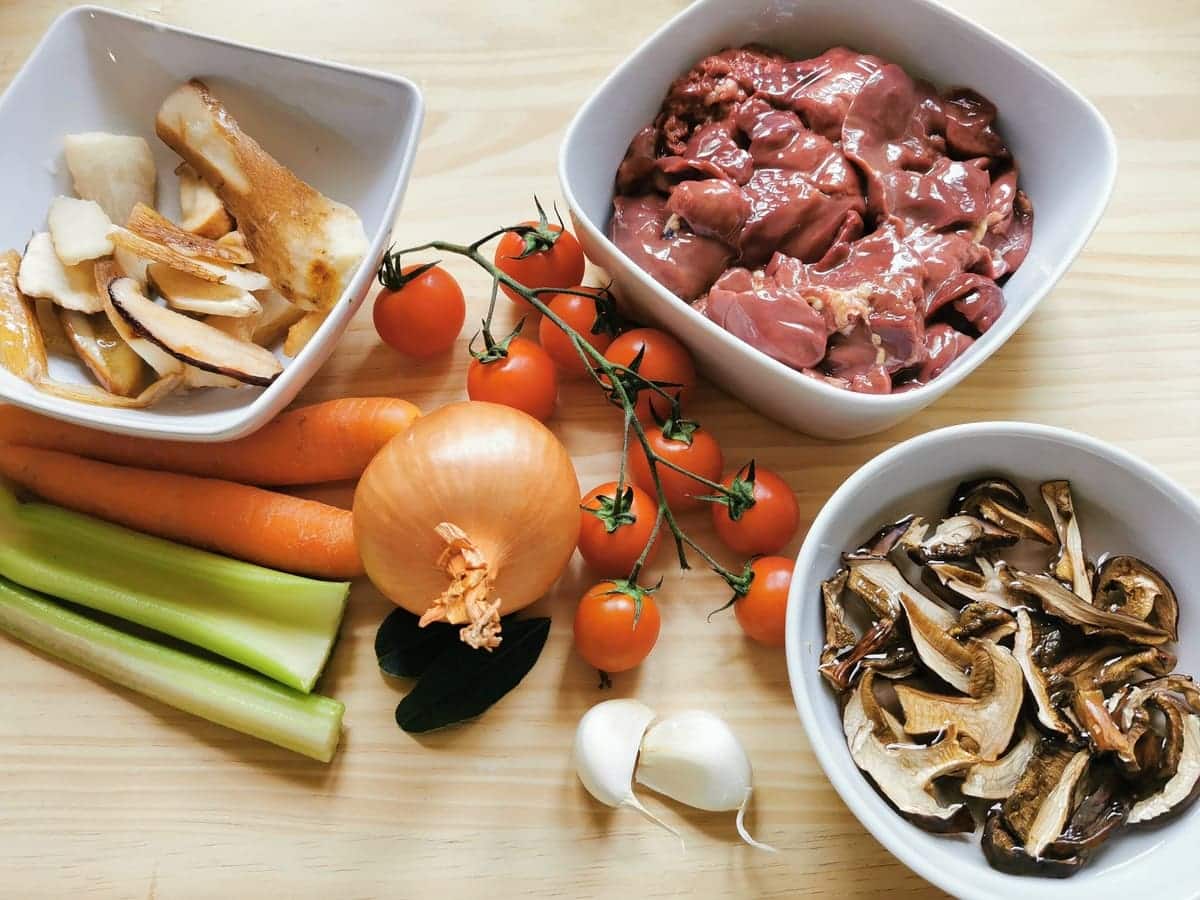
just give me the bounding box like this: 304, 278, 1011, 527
610, 44, 1033, 394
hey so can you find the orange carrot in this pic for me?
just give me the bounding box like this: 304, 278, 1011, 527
0, 443, 363, 580
0, 397, 420, 486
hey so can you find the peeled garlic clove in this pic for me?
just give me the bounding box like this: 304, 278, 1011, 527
574, 699, 681, 842
635, 710, 776, 852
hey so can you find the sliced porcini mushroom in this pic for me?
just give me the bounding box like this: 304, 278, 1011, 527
819, 568, 916, 690
961, 721, 1039, 799
1094, 555, 1179, 641
856, 515, 922, 558
983, 809, 1085, 878
950, 476, 1027, 515
906, 515, 1019, 564
923, 557, 1022, 610
1013, 609, 1077, 737
1002, 740, 1091, 859
846, 557, 975, 694
1008, 571, 1172, 646
895, 639, 1024, 760
1127, 706, 1200, 825
952, 477, 1056, 544
1113, 675, 1200, 732
1041, 481, 1092, 602
843, 673, 978, 833
107, 276, 283, 387
949, 601, 1016, 643
1045, 764, 1131, 858
819, 570, 856, 671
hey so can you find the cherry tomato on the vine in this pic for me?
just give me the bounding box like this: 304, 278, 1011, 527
628, 420, 723, 512
603, 328, 696, 421
538, 288, 618, 377
494, 214, 585, 309
372, 261, 466, 358
573, 580, 661, 673
467, 336, 558, 421
578, 482, 661, 577
734, 556, 793, 647
711, 461, 800, 556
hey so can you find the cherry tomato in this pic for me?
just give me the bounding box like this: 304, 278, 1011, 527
372, 263, 466, 358
467, 337, 558, 421
735, 556, 793, 647
603, 328, 696, 421
711, 462, 800, 556
578, 482, 661, 577
538, 288, 616, 377
495, 221, 585, 309
573, 580, 661, 673
628, 423, 723, 512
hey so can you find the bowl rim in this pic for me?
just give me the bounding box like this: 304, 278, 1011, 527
784, 420, 1200, 898
0, 4, 425, 442
557, 0, 1119, 412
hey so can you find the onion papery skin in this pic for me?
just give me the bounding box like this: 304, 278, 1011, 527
353, 401, 581, 617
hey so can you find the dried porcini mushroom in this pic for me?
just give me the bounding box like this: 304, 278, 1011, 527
906, 515, 1019, 564
950, 601, 1016, 643
847, 557, 976, 694
1008, 571, 1172, 646
952, 476, 1057, 544
894, 637, 1024, 761
821, 473, 1197, 877
1041, 480, 1092, 602
1012, 609, 1077, 738
983, 809, 1086, 878
842, 673, 977, 833
1002, 740, 1092, 859
923, 557, 1021, 609
818, 568, 916, 690
960, 721, 1039, 799
1094, 555, 1179, 641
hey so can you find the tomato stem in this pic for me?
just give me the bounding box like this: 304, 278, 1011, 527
385, 229, 749, 596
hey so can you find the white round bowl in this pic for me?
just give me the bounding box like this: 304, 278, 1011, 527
786, 422, 1200, 899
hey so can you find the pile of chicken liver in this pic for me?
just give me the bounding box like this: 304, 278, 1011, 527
611, 46, 1033, 394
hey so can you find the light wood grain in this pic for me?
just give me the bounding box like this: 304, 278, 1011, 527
0, 1, 1197, 897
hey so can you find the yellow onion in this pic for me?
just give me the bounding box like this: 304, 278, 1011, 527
353, 401, 580, 649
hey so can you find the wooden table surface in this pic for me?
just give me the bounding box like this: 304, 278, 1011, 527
1, 1, 1198, 897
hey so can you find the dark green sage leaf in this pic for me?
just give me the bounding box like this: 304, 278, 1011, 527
395, 617, 551, 733
375, 608, 459, 678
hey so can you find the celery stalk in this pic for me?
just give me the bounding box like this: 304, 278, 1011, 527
0, 577, 343, 761
0, 482, 348, 692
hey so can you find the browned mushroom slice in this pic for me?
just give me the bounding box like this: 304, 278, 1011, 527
1013, 609, 1077, 738
847, 557, 976, 694
1002, 740, 1091, 859
819, 569, 856, 671
1094, 555, 1179, 641
906, 515, 1019, 564
1008, 571, 1172, 646
1113, 675, 1200, 731
950, 476, 1028, 515
949, 601, 1016, 643
1044, 763, 1130, 858
961, 721, 1039, 799
895, 638, 1024, 760
983, 809, 1086, 877
952, 477, 1056, 544
843, 673, 978, 833
1041, 481, 1093, 602
924, 557, 1022, 609
1127, 705, 1200, 825
855, 515, 922, 558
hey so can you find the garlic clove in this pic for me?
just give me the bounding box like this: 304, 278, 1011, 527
635, 710, 777, 852
574, 699, 681, 842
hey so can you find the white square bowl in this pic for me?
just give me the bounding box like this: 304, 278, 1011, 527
0, 5, 423, 441
786, 423, 1200, 898
559, 0, 1117, 439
